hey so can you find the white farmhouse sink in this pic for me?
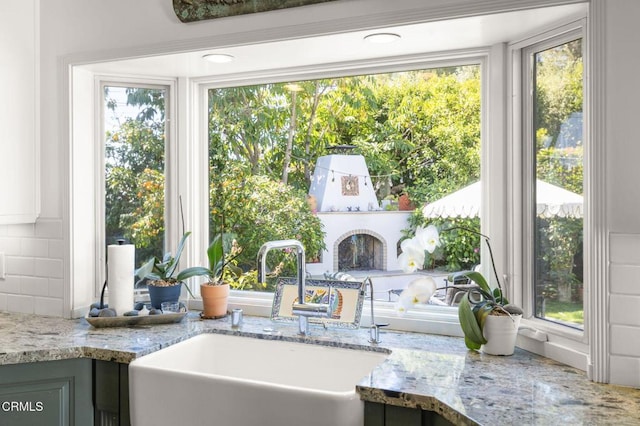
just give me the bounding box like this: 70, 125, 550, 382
129, 333, 389, 426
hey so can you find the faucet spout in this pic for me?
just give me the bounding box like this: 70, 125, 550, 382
363, 277, 387, 344
257, 239, 329, 335
258, 239, 306, 298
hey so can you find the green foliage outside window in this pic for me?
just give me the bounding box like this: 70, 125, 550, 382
533, 38, 584, 325
405, 214, 481, 272
209, 163, 325, 291
105, 87, 166, 265
107, 66, 484, 286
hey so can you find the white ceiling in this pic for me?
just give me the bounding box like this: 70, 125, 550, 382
81, 4, 586, 79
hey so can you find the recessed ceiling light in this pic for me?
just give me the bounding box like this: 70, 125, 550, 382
364, 33, 401, 44
202, 53, 235, 63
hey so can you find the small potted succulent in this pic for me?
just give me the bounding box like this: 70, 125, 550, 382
135, 232, 198, 309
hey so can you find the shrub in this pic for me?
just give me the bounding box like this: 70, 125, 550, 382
404, 212, 480, 271
210, 165, 325, 289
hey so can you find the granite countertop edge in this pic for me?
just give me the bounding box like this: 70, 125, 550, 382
1, 311, 638, 426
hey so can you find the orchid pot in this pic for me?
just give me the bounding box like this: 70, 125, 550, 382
147, 281, 183, 309
481, 313, 522, 355
135, 232, 198, 309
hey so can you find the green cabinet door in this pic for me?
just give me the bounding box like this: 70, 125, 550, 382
0, 358, 93, 426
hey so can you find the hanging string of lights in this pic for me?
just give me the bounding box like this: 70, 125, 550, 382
313, 163, 400, 184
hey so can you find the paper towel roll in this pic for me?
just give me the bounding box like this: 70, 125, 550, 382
107, 244, 135, 316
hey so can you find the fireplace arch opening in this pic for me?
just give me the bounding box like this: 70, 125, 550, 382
335, 230, 386, 271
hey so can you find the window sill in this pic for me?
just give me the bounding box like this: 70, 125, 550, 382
189, 292, 464, 336
516, 317, 588, 371
187, 292, 588, 371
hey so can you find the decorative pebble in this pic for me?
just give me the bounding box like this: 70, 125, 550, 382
89, 308, 101, 317
98, 308, 117, 317
123, 310, 139, 317
148, 308, 162, 315
134, 302, 145, 311
90, 302, 108, 309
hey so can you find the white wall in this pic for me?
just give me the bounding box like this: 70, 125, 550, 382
604, 0, 640, 387
3, 0, 640, 386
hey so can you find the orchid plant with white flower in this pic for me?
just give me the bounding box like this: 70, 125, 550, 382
395, 225, 441, 314
396, 223, 524, 352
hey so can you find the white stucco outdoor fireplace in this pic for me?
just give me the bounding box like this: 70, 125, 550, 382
305, 148, 411, 277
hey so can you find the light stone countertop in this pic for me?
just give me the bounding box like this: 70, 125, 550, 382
0, 311, 638, 425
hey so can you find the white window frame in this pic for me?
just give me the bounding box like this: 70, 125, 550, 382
508, 20, 589, 370
95, 77, 180, 297
186, 49, 500, 338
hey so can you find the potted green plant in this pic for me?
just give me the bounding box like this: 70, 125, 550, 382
448, 229, 523, 355
135, 231, 198, 309
181, 234, 244, 318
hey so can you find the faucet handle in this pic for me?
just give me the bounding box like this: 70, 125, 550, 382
369, 323, 389, 344
292, 302, 330, 318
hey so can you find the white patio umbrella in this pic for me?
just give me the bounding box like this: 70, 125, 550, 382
422, 180, 583, 219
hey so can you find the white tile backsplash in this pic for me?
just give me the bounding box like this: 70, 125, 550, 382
609, 294, 640, 326
35, 258, 63, 279
7, 294, 35, 314
20, 276, 50, 297
609, 233, 640, 386
6, 256, 35, 276
35, 220, 63, 239
610, 234, 640, 264
0, 276, 21, 294
610, 264, 640, 294
609, 355, 640, 388
48, 239, 64, 259
7, 224, 35, 238
0, 237, 20, 255
48, 278, 63, 298
611, 325, 640, 357
34, 296, 63, 317
21, 238, 50, 257
0, 219, 64, 316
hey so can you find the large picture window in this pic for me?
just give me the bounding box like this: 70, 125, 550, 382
206, 65, 483, 302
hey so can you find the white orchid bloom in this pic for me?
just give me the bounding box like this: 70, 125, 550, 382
394, 290, 415, 316
397, 237, 425, 273
394, 277, 437, 315
414, 225, 440, 254
406, 277, 437, 303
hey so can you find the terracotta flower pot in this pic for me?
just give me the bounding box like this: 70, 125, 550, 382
481, 313, 522, 355
200, 283, 230, 318
398, 194, 415, 211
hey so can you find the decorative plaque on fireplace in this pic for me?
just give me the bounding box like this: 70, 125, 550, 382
341, 175, 359, 196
